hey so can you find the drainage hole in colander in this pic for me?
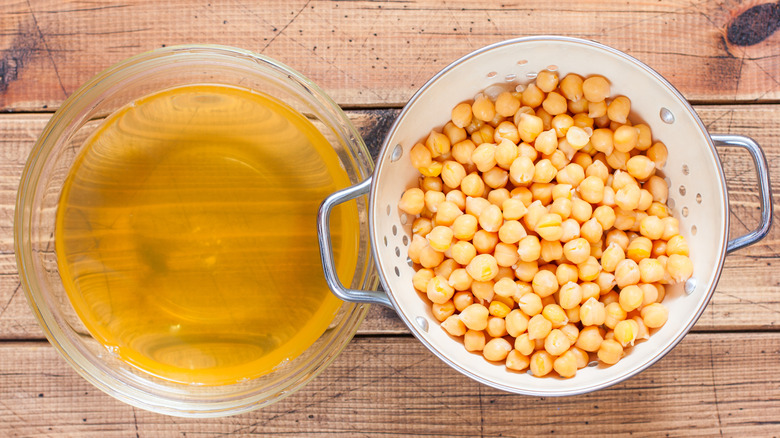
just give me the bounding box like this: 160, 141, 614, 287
667, 198, 676, 209
406, 257, 414, 267
392, 225, 398, 236
515, 83, 526, 92
679, 185, 687, 196
402, 235, 409, 246
685, 278, 697, 295
383, 236, 388, 247
587, 361, 599, 368
682, 206, 689, 217
682, 164, 690, 175
696, 193, 702, 204
400, 214, 408, 225
390, 144, 403, 163
547, 64, 558, 72
386, 204, 391, 216
487, 71, 497, 78
394, 266, 400, 277
691, 225, 697, 235
395, 247, 400, 257
517, 59, 528, 65
526, 71, 538, 79
660, 107, 675, 124
505, 73, 517, 82
415, 316, 429, 332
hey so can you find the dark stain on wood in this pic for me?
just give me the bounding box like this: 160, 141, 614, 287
0, 22, 40, 94
353, 109, 400, 160
727, 2, 780, 46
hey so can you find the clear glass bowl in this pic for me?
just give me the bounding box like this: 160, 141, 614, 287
15, 45, 376, 417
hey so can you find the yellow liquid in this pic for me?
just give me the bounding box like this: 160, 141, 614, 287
55, 84, 358, 385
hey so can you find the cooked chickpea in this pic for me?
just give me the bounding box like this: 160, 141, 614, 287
645, 175, 668, 203
451, 241, 477, 266
502, 309, 528, 338
471, 142, 497, 173
541, 240, 564, 262
399, 187, 425, 215
627, 236, 652, 262
532, 269, 559, 298
530, 351, 554, 376
543, 304, 569, 328
453, 291, 474, 311
472, 94, 496, 122
412, 217, 433, 237
508, 156, 535, 186
551, 113, 574, 137
419, 243, 445, 268
449, 269, 473, 292
534, 213, 563, 241
543, 328, 571, 356
578, 175, 605, 204
667, 254, 693, 283
604, 301, 627, 329
562, 238, 590, 264
494, 139, 518, 170
614, 258, 640, 288
627, 155, 655, 180
460, 303, 490, 331
494, 242, 520, 267
542, 91, 567, 115
472, 230, 498, 254
451, 139, 476, 166
597, 339, 623, 364
441, 161, 467, 189
596, 271, 617, 294
514, 260, 539, 283
641, 303, 669, 328
560, 73, 584, 101
506, 350, 531, 371
451, 102, 473, 128
432, 300, 456, 322
494, 120, 520, 144
518, 291, 543, 316
583, 76, 610, 102
483, 167, 509, 189
607, 96, 631, 123
577, 256, 601, 282
501, 198, 527, 221
619, 284, 644, 312
436, 201, 463, 227
426, 226, 454, 252
527, 314, 553, 340
647, 141, 668, 169
412, 268, 435, 293
483, 337, 513, 362
517, 113, 544, 143
426, 275, 455, 304
465, 254, 499, 282
444, 121, 468, 145
449, 214, 476, 241
574, 325, 603, 352
638, 258, 665, 283
464, 329, 486, 352
666, 234, 690, 256
534, 129, 558, 156
441, 315, 467, 336
434, 258, 460, 280
580, 297, 606, 326
410, 143, 433, 170
497, 220, 526, 244
533, 159, 557, 184
495, 91, 521, 117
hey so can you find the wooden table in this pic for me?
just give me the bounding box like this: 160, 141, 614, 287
2, 1, 779, 436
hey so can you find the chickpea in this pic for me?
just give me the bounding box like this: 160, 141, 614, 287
542, 91, 568, 115
514, 260, 539, 283
530, 351, 554, 376
607, 96, 631, 123
410, 143, 433, 170
606, 150, 629, 171
434, 258, 460, 280
532, 269, 559, 298
465, 253, 499, 282
543, 328, 571, 356
441, 315, 467, 336
615, 184, 641, 211
604, 301, 627, 329
667, 254, 693, 283
577, 256, 601, 282
627, 236, 652, 262
465, 196, 491, 217
448, 215, 475, 241
556, 164, 585, 189
432, 300, 456, 322
535, 213, 564, 241
495, 91, 521, 117
588, 100, 607, 118
580, 297, 606, 326
451, 102, 473, 128
408, 234, 427, 264
666, 234, 690, 256
494, 242, 520, 267
412, 268, 435, 293
578, 175, 605, 204
614, 258, 640, 288
426, 275, 455, 304
645, 175, 668, 203
452, 139, 477, 166
503, 309, 529, 337
494, 120, 520, 144
534, 129, 558, 156
464, 329, 486, 352
448, 240, 475, 265
533, 159, 557, 183
509, 156, 535, 186
472, 142, 497, 173
425, 130, 451, 158
583, 76, 610, 102
641, 303, 669, 328
453, 291, 475, 311
441, 161, 467, 189
597, 339, 623, 364
638, 258, 665, 283
543, 304, 569, 328
517, 113, 544, 143
444, 121, 468, 145
613, 125, 638, 153
522, 83, 545, 108
596, 271, 617, 294
576, 325, 604, 352
398, 187, 425, 215
412, 217, 433, 237
419, 243, 445, 268
472, 94, 496, 122
619, 284, 644, 312
501, 198, 528, 221
494, 139, 518, 170
473, 230, 499, 254
559, 73, 584, 101
647, 141, 668, 169
496, 220, 525, 244
563, 238, 590, 264
557, 282, 582, 310
483, 337, 513, 362
449, 269, 473, 292
530, 182, 554, 205
506, 350, 531, 371
515, 234, 540, 262
627, 155, 655, 180
518, 291, 543, 316
426, 226, 454, 252
541, 239, 564, 262
528, 314, 553, 340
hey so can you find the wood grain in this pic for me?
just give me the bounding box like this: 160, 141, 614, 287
1, 0, 780, 111
1, 105, 779, 339
0, 333, 779, 437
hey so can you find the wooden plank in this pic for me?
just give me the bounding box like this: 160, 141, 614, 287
0, 333, 778, 436
1, 0, 780, 111
1, 105, 779, 339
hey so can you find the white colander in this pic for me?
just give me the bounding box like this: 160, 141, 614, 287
318, 36, 772, 396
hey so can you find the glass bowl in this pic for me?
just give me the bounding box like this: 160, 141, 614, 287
15, 45, 376, 417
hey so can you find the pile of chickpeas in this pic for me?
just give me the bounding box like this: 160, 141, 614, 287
398, 70, 694, 378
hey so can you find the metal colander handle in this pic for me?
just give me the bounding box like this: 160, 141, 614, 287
712, 134, 774, 253
317, 177, 392, 307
